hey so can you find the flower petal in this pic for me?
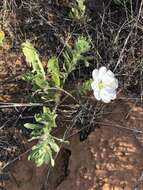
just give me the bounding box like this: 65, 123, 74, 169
100, 89, 116, 103
102, 73, 118, 90
91, 81, 99, 91
98, 67, 107, 80
92, 81, 101, 100
103, 88, 117, 98
106, 70, 115, 77
92, 69, 99, 81
101, 96, 111, 103
114, 78, 118, 89
93, 89, 101, 100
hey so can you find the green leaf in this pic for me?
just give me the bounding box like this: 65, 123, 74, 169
78, 79, 92, 95
75, 37, 90, 54
78, 0, 85, 12
28, 141, 56, 167
62, 37, 91, 85
48, 56, 60, 74
24, 123, 39, 130
29, 143, 45, 167
33, 74, 49, 89
48, 139, 60, 153
35, 107, 57, 132
70, 0, 86, 20
47, 147, 55, 167
22, 71, 35, 81
63, 50, 72, 74
0, 31, 5, 45
48, 56, 60, 87
22, 41, 45, 78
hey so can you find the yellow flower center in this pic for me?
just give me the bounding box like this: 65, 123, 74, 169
98, 80, 105, 90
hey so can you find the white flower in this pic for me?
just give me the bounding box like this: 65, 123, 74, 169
91, 66, 118, 103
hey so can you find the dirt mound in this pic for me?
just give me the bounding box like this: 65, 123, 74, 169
5, 99, 143, 190
5, 148, 71, 190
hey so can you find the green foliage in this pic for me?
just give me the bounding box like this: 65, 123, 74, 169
29, 141, 55, 167
24, 107, 61, 167
22, 37, 90, 93
22, 42, 50, 94
71, 0, 86, 20
47, 56, 60, 87
33, 73, 49, 89
22, 41, 45, 78
63, 37, 90, 81
75, 37, 90, 53
25, 107, 57, 139
78, 79, 92, 95
0, 31, 5, 46
22, 36, 91, 167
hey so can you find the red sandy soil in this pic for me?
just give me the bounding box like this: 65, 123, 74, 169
5, 98, 143, 190
0, 45, 27, 102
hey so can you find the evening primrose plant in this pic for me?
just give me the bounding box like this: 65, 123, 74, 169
22, 37, 118, 167
22, 37, 91, 167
